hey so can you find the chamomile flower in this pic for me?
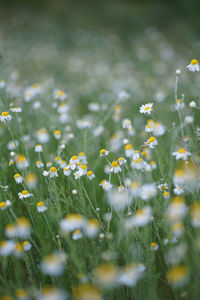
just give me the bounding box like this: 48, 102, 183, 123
37, 201, 47, 213
172, 148, 191, 160
15, 289, 28, 300
16, 155, 28, 170
80, 164, 87, 175
0, 202, 7, 211
124, 144, 134, 157
84, 219, 100, 238
72, 283, 102, 300
186, 59, 200, 72
18, 190, 33, 199
140, 183, 157, 200
54, 130, 61, 139
167, 265, 188, 286
145, 123, 154, 132
0, 79, 5, 88
23, 241, 32, 251
117, 157, 127, 165
0, 112, 12, 122
173, 185, 184, 195
63, 165, 71, 176
126, 206, 152, 228
25, 173, 38, 189
49, 167, 58, 178
107, 189, 130, 210
41, 252, 66, 276
99, 179, 113, 191
14, 242, 24, 258
175, 98, 185, 110
93, 263, 119, 287
157, 183, 168, 191
118, 264, 144, 287
190, 202, 200, 227
139, 103, 153, 115
171, 222, 184, 238
131, 158, 147, 170
163, 192, 170, 199
145, 136, 158, 148
87, 170, 95, 180
166, 196, 188, 223
78, 152, 87, 164
122, 119, 132, 130
10, 107, 22, 113
110, 161, 121, 173
0, 240, 15, 256
37, 287, 66, 300
14, 173, 23, 184
53, 89, 67, 101
35, 144, 43, 152
5, 224, 16, 238
37, 128, 50, 144
100, 149, 109, 157
153, 122, 166, 136
72, 229, 83, 240
60, 214, 85, 233
150, 242, 159, 251
36, 160, 44, 168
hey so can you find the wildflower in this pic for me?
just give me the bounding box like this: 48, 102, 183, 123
15, 289, 28, 300
118, 264, 144, 287
72, 229, 83, 240
0, 79, 5, 88
126, 206, 152, 228
60, 214, 85, 233
53, 89, 67, 101
93, 263, 119, 287
0, 240, 15, 256
41, 252, 66, 276
14, 173, 23, 184
16, 155, 28, 170
153, 122, 166, 136
110, 161, 121, 173
18, 190, 33, 199
60, 160, 66, 168
132, 150, 140, 160
46, 161, 52, 168
150, 242, 159, 251
172, 148, 191, 160
84, 219, 100, 238
0, 202, 7, 211
5, 224, 16, 238
23, 241, 32, 251
35, 144, 43, 152
87, 170, 95, 180
49, 166, 58, 178
25, 173, 38, 189
122, 119, 132, 130
190, 202, 200, 228
99, 179, 113, 191
175, 98, 185, 110
78, 152, 87, 164
167, 265, 188, 286
157, 183, 168, 191
73, 283, 102, 300
149, 160, 157, 169
14, 242, 24, 257
70, 156, 79, 169
37, 287, 66, 300
58, 103, 69, 113
72, 189, 78, 195
140, 183, 157, 200
37, 201, 47, 213
80, 164, 87, 176
174, 184, 184, 195
131, 158, 147, 170
118, 157, 127, 165
63, 165, 71, 176
139, 103, 153, 115
74, 171, 81, 180
36, 160, 44, 168
10, 107, 22, 113
186, 59, 200, 72
171, 222, 184, 238
166, 196, 188, 223
145, 136, 158, 148
163, 191, 170, 199
15, 217, 31, 238
54, 130, 61, 139
129, 181, 140, 197
37, 128, 50, 144
88, 102, 100, 112
0, 112, 12, 122
124, 143, 134, 157
100, 149, 109, 157
145, 123, 154, 132
107, 189, 130, 210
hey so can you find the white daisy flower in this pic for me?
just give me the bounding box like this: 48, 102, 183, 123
0, 111, 12, 122
172, 148, 191, 160
186, 59, 200, 72
139, 103, 153, 115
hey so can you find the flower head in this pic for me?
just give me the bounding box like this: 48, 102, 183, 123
140, 103, 153, 115
186, 59, 200, 72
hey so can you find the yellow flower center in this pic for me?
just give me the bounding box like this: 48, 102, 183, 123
144, 106, 150, 111
150, 242, 157, 248
37, 201, 44, 207
1, 112, 9, 116
148, 136, 156, 143
54, 130, 61, 135
112, 161, 119, 167
125, 144, 132, 150
50, 167, 57, 173
191, 59, 199, 65
178, 148, 186, 154
22, 190, 29, 195
87, 171, 93, 176
58, 90, 64, 96
14, 173, 20, 178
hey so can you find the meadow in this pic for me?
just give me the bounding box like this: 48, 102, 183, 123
0, 2, 200, 299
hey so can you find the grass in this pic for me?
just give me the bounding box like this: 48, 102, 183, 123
0, 3, 200, 300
